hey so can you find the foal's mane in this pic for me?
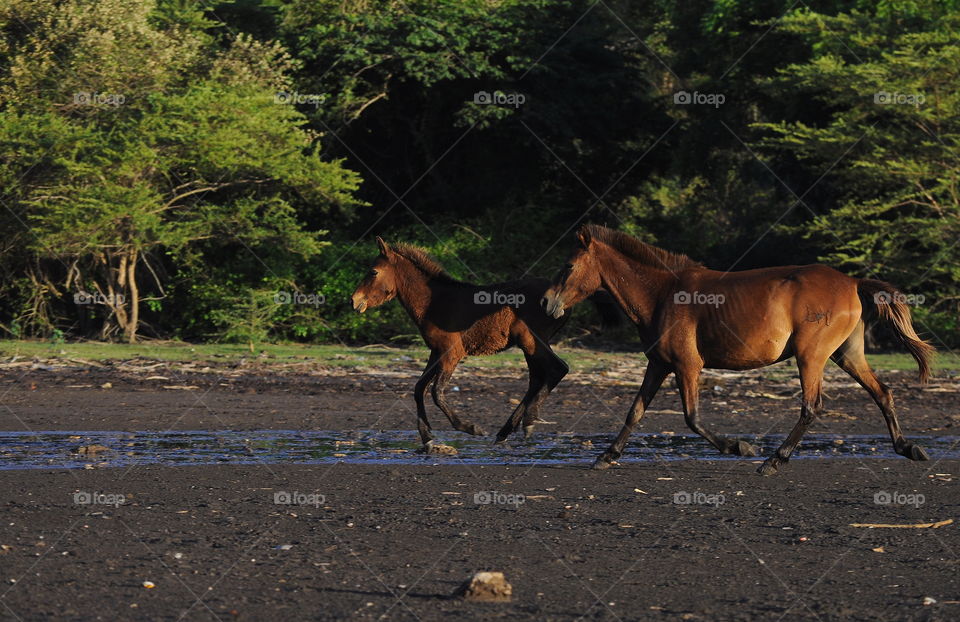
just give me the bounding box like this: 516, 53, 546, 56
585, 225, 702, 271
391, 243, 462, 284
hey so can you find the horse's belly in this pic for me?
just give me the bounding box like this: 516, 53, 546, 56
462, 317, 511, 355
702, 335, 793, 370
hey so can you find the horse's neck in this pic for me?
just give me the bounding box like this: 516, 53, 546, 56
599, 251, 672, 328
393, 262, 434, 325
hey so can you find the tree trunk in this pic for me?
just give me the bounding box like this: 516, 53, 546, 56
126, 249, 139, 343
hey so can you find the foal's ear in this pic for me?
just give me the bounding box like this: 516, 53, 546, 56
376, 236, 391, 256
577, 227, 593, 248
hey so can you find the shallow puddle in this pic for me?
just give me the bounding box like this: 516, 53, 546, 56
0, 430, 957, 469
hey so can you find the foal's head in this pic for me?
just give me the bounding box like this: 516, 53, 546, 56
351, 237, 400, 313
542, 227, 602, 319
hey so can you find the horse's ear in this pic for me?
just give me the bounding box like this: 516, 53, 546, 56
577, 227, 592, 248
376, 236, 391, 256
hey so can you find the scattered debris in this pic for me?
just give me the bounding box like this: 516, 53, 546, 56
849, 518, 953, 529
74, 444, 110, 455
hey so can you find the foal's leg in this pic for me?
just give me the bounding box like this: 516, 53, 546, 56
522, 345, 568, 438
431, 352, 487, 436
494, 355, 544, 443
831, 322, 929, 461
413, 352, 441, 446
758, 358, 825, 476
676, 365, 761, 458
593, 359, 670, 470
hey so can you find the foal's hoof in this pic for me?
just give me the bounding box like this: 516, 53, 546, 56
463, 423, 487, 437
735, 440, 761, 457
756, 459, 779, 477
522, 425, 535, 440
419, 442, 458, 456
906, 444, 929, 461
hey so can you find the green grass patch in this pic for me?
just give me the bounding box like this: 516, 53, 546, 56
0, 340, 956, 373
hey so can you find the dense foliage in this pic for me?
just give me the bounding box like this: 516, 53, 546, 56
1, 0, 957, 348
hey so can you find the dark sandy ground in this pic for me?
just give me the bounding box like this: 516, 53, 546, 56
0, 361, 957, 621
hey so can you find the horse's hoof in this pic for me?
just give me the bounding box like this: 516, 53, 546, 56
592, 456, 616, 470
908, 444, 929, 461
522, 425, 535, 440
757, 460, 779, 477
419, 443, 458, 456
736, 440, 761, 457
493, 436, 509, 446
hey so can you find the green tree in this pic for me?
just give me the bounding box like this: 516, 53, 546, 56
0, 0, 362, 341
757, 3, 960, 341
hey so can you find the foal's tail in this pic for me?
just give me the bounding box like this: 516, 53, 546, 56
587, 289, 623, 331
858, 279, 934, 384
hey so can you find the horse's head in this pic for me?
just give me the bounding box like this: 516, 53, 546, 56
351, 237, 400, 313
542, 226, 602, 319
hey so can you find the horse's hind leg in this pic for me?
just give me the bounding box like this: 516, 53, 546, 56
758, 357, 825, 476
676, 365, 761, 458
431, 351, 487, 436
494, 358, 543, 443
831, 321, 928, 461
494, 331, 566, 442
522, 345, 568, 438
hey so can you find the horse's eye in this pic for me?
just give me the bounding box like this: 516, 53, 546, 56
369, 270, 377, 278
565, 264, 574, 272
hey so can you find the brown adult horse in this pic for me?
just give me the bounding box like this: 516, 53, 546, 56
351, 237, 618, 453
542, 225, 934, 475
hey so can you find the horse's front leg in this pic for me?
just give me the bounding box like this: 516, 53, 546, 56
594, 359, 670, 469
676, 365, 760, 458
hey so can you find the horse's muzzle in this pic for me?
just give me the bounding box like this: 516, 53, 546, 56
541, 294, 564, 319
351, 295, 367, 314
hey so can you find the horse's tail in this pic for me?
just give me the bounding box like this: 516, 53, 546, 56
587, 289, 623, 331
857, 279, 934, 384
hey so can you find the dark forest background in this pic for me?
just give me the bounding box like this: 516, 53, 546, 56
1, 0, 957, 349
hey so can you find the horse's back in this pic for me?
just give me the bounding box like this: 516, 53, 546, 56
669, 264, 861, 369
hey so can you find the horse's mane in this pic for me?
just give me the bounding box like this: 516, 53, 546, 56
584, 225, 702, 271
392, 243, 462, 283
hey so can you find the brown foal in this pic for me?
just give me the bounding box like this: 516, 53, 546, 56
542, 225, 934, 475
351, 237, 616, 453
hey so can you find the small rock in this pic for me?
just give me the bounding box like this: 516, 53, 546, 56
454, 571, 512, 602
142, 581, 155, 589
100, 382, 112, 389
923, 597, 937, 606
